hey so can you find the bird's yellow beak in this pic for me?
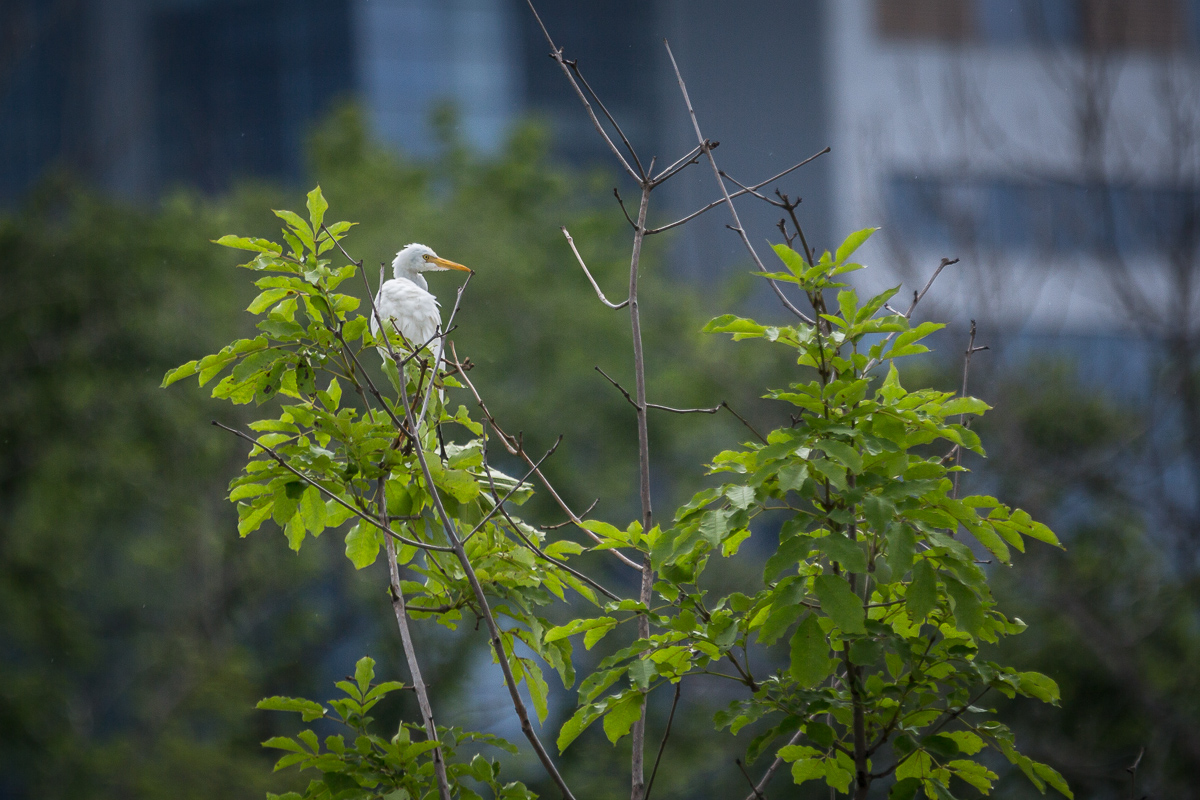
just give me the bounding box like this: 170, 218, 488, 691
424, 255, 473, 273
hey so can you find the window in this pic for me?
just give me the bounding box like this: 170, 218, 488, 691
887, 174, 1200, 257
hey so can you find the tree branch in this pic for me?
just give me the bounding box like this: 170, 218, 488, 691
562, 227, 629, 309
211, 421, 453, 553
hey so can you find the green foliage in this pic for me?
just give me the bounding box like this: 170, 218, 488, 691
258, 657, 530, 800
550, 229, 1071, 799
177, 194, 1071, 799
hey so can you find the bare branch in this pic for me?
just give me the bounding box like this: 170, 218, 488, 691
906, 257, 959, 317
540, 498, 599, 530
478, 425, 622, 602
646, 147, 829, 235
524, 0, 642, 182
651, 142, 706, 185
743, 729, 804, 800
567, 60, 646, 177
461, 437, 561, 545
562, 227, 630, 309
953, 319, 988, 499
380, 475, 452, 800
448, 342, 643, 572
863, 256, 959, 373
396, 372, 577, 800
613, 187, 639, 229
642, 682, 682, 800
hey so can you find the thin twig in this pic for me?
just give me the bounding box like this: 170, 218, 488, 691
461, 437, 562, 545
643, 682, 682, 800
614, 187, 639, 229
646, 147, 829, 235
212, 421, 454, 553
524, 1, 641, 182
396, 372, 577, 800
448, 342, 644, 572
664, 40, 817, 328
380, 476, 452, 800
568, 60, 645, 178
744, 729, 804, 800
862, 256, 959, 373
953, 320, 988, 500
540, 498, 599, 530
651, 142, 706, 185
562, 228, 629, 309
478, 426, 622, 602
735, 759, 765, 800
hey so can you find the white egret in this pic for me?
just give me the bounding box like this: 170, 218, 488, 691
371, 243, 472, 355
371, 243, 472, 424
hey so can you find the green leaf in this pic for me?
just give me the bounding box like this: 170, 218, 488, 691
556, 705, 598, 753
848, 638, 882, 666
812, 574, 866, 634
789, 613, 833, 687
257, 696, 327, 722
863, 495, 895, 534
1032, 761, 1073, 798
354, 657, 375, 697
889, 777, 921, 800
790, 757, 826, 786
921, 733, 960, 760
772, 243, 808, 276
273, 209, 315, 250
837, 288, 858, 323
887, 523, 916, 575
214, 235, 283, 254
943, 574, 984, 635
524, 660, 550, 723
300, 486, 326, 536
703, 314, 767, 338
819, 439, 863, 474
835, 227, 877, 263
345, 522, 382, 570
306, 186, 329, 232
161, 360, 198, 387
816, 532, 868, 574
544, 617, 616, 645
603, 692, 644, 744
906, 560, 937, 622
940, 396, 991, 416
1018, 671, 1061, 704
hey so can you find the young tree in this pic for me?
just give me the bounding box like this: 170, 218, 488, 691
164, 10, 1072, 800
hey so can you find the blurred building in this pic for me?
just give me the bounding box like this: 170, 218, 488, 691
0, 1, 827, 228
6, 0, 1196, 331
831, 0, 1200, 333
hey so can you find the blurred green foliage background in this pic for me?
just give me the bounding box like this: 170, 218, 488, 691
3, 106, 1199, 799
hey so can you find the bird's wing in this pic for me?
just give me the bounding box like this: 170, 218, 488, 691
372, 278, 442, 349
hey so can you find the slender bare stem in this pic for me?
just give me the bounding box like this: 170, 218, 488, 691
562, 227, 629, 309
396, 377, 577, 800
380, 477, 452, 800
448, 344, 643, 572
646, 147, 829, 235
953, 320, 988, 499
642, 681, 682, 800
743, 729, 804, 800
627, 180, 655, 800
862, 256, 959, 373
524, 0, 642, 182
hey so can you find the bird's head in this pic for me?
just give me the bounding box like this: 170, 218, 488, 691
392, 243, 472, 282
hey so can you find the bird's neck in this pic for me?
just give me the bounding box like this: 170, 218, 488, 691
393, 269, 428, 292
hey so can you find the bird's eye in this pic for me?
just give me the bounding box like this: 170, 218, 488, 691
421, 254, 432, 262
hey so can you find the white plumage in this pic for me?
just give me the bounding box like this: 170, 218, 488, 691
370, 243, 471, 357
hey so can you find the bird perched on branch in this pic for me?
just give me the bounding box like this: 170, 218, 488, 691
371, 243, 472, 361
